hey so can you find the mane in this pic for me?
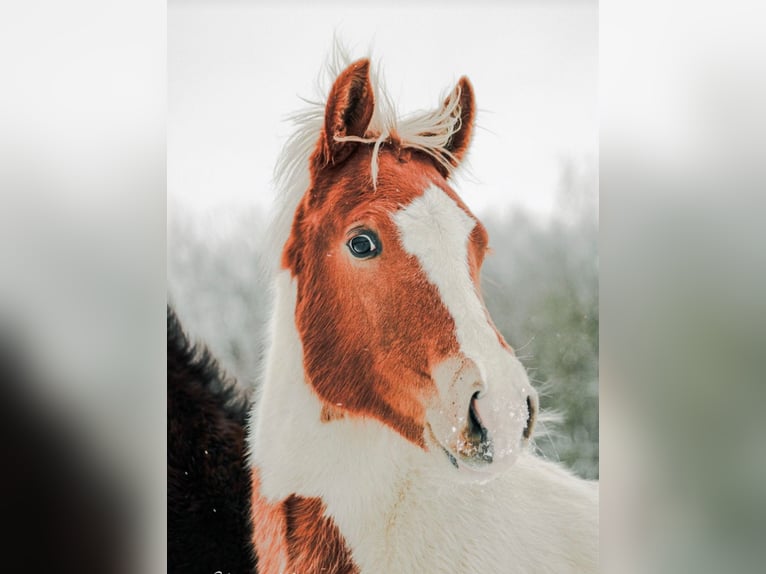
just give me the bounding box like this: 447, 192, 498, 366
167, 304, 256, 572
265, 47, 469, 272
166, 305, 251, 422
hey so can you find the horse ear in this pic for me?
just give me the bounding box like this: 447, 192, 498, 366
319, 59, 375, 167
443, 76, 475, 167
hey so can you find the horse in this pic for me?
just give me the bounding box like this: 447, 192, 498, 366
247, 56, 598, 573
167, 305, 257, 573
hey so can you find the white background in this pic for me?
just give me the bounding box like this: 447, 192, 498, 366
169, 0, 597, 221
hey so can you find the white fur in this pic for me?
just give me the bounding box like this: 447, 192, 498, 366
248, 270, 598, 573
249, 52, 598, 574
394, 185, 535, 473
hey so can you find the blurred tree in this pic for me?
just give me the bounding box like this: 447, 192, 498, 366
168, 203, 271, 387
482, 158, 598, 478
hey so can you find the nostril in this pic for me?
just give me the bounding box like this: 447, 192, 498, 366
468, 392, 488, 437
523, 396, 537, 439
468, 392, 483, 429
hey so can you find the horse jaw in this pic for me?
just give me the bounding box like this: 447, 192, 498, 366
247, 271, 421, 504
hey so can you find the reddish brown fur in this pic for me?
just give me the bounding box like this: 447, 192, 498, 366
284, 495, 359, 574
439, 76, 475, 175
251, 59, 520, 573
284, 149, 459, 446
251, 469, 358, 574
318, 59, 375, 168
250, 470, 288, 574
279, 59, 503, 449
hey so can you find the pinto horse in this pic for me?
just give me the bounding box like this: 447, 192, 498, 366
248, 58, 598, 573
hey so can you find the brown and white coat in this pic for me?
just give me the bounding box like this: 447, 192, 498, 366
247, 56, 598, 574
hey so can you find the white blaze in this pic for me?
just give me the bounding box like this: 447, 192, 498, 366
393, 184, 489, 367
393, 184, 533, 472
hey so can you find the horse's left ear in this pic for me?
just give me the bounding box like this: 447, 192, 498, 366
443, 77, 475, 169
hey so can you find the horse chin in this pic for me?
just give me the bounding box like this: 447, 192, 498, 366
426, 432, 522, 484
453, 434, 525, 480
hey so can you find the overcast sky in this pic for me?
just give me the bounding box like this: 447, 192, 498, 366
169, 1, 597, 222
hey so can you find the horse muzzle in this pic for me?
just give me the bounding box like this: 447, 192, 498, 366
427, 355, 538, 475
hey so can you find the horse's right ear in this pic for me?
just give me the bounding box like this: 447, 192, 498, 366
317, 59, 375, 168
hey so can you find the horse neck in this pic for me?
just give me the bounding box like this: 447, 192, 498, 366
248, 270, 419, 516
248, 274, 599, 572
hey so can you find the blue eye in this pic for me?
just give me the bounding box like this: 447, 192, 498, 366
347, 231, 380, 259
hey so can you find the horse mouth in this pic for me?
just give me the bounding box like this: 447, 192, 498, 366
456, 393, 494, 465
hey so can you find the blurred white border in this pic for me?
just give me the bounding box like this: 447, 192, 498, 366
3, 1, 765, 572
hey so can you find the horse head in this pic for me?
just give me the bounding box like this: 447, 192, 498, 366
282, 59, 538, 477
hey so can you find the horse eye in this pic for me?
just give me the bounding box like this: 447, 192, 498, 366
347, 232, 380, 259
